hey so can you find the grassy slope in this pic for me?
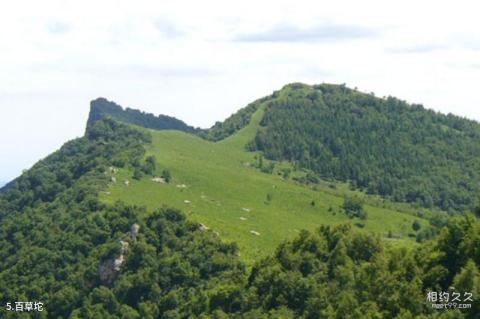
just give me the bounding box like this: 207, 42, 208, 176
102, 105, 429, 264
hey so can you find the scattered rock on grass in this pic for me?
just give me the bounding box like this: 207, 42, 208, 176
152, 177, 166, 183
198, 223, 210, 231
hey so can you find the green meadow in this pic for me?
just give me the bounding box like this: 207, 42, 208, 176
102, 106, 429, 264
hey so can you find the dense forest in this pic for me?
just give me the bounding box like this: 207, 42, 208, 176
0, 116, 478, 318
251, 83, 480, 213
0, 119, 244, 318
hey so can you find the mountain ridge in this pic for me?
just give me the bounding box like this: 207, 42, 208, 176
86, 83, 480, 213
87, 97, 199, 133
1, 87, 479, 318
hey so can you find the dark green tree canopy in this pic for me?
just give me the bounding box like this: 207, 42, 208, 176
87, 98, 199, 133
251, 83, 480, 212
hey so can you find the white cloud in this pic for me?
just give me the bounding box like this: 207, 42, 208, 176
233, 22, 380, 42
1, 0, 480, 182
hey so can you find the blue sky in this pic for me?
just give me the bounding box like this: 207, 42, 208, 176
1, 0, 480, 183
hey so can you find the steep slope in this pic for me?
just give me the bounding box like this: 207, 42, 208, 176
250, 83, 480, 213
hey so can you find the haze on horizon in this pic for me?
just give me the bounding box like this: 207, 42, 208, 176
1, 0, 480, 183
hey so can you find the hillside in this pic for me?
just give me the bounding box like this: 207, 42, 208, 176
0, 85, 478, 318
0, 120, 245, 318
101, 103, 437, 264
250, 83, 480, 213
89, 83, 480, 214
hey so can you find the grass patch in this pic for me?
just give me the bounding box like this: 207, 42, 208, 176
101, 107, 430, 264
